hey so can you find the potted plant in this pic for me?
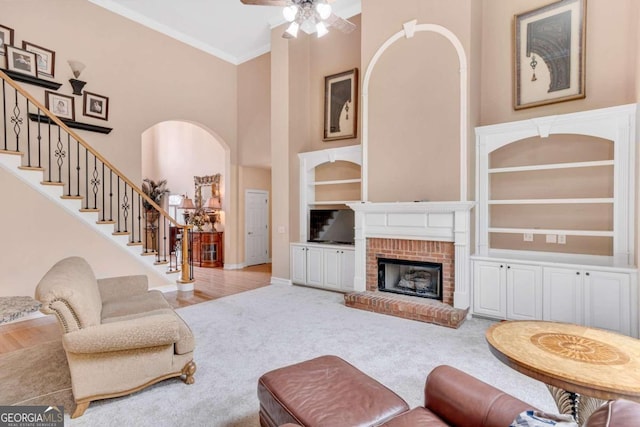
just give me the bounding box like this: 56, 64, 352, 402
142, 178, 170, 225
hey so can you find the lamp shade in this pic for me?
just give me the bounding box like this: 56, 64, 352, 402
204, 197, 221, 210
179, 197, 196, 209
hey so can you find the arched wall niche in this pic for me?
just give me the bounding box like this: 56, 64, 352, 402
362, 20, 468, 203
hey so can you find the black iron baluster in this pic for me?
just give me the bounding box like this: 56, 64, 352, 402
10, 88, 22, 152
162, 216, 168, 263
47, 121, 51, 182
122, 183, 130, 233
36, 109, 42, 169
25, 100, 31, 167
54, 127, 65, 183
100, 163, 105, 222
91, 156, 99, 209
108, 170, 113, 221
75, 140, 80, 196
137, 194, 142, 244
116, 178, 121, 232
65, 134, 71, 196
84, 148, 89, 208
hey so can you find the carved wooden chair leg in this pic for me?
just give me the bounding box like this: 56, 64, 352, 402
182, 360, 196, 384
72, 401, 90, 418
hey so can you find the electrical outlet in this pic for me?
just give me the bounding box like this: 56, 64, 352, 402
546, 234, 557, 244
557, 234, 566, 244
523, 233, 534, 242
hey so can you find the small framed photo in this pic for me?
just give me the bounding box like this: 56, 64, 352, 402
514, 0, 587, 110
22, 41, 55, 77
83, 91, 109, 121
5, 46, 37, 77
0, 25, 14, 56
323, 68, 358, 141
45, 90, 75, 120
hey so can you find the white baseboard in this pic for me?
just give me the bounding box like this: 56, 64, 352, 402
224, 263, 245, 270
270, 277, 292, 286
153, 284, 179, 293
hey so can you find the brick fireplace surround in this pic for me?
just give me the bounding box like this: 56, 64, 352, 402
345, 202, 474, 328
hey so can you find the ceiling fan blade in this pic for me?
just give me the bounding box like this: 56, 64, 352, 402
325, 13, 357, 34
240, 0, 288, 6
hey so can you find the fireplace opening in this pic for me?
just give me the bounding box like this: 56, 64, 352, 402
377, 258, 442, 301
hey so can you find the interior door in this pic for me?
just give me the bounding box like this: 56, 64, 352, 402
245, 190, 269, 266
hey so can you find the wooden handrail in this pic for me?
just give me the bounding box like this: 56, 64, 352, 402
0, 69, 182, 228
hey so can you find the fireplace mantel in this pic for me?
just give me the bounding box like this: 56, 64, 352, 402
348, 201, 474, 310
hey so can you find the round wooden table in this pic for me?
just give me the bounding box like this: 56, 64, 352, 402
486, 321, 640, 424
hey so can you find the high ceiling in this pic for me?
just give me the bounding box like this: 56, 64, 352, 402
89, 0, 361, 65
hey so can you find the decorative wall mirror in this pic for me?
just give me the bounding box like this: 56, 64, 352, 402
194, 174, 221, 210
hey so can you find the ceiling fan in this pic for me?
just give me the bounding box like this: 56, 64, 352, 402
240, 0, 356, 39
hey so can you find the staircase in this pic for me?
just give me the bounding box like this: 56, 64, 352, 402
0, 70, 194, 290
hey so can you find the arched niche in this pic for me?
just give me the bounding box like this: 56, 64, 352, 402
362, 20, 468, 202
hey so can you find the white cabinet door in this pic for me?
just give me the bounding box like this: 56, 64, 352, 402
306, 246, 324, 286
543, 267, 583, 325
473, 261, 506, 318
506, 264, 542, 320
323, 249, 341, 290
584, 270, 630, 335
340, 249, 355, 291
290, 244, 307, 285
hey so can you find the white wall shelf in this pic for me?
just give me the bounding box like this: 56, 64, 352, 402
309, 200, 361, 206
310, 179, 362, 186
489, 198, 614, 205
488, 160, 614, 174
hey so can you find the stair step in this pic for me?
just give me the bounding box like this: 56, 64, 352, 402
18, 166, 45, 171
127, 242, 143, 246
0, 149, 22, 156
40, 181, 64, 187
154, 260, 169, 265
166, 269, 181, 275
141, 251, 158, 257
112, 231, 130, 236
79, 208, 99, 213
97, 220, 116, 225
61, 195, 83, 200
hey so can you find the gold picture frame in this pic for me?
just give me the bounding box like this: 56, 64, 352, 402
513, 0, 586, 110
323, 68, 358, 141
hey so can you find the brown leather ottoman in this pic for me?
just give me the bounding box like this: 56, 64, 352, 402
257, 355, 410, 427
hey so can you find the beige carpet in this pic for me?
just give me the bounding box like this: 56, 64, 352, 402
0, 339, 75, 413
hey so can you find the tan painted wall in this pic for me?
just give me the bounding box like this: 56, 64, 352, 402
481, 0, 638, 125
238, 53, 271, 168
0, 0, 238, 296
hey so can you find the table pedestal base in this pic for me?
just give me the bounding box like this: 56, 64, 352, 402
547, 385, 606, 425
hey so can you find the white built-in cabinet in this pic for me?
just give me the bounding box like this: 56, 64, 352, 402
290, 243, 355, 291
291, 144, 362, 292
472, 104, 638, 337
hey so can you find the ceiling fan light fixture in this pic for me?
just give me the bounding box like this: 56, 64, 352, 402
282, 5, 298, 22
285, 21, 300, 38
316, 3, 332, 20
316, 21, 328, 38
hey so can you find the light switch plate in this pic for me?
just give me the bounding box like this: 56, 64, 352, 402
523, 233, 534, 242
546, 234, 557, 243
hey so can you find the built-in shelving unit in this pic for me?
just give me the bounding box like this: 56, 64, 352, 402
472, 104, 638, 337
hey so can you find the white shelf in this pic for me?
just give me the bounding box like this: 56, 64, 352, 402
488, 227, 614, 237
489, 198, 614, 205
311, 179, 361, 186
488, 160, 613, 174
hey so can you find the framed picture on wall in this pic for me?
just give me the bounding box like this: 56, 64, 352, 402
323, 68, 358, 141
45, 90, 75, 120
513, 0, 586, 110
83, 91, 109, 121
0, 25, 14, 56
5, 46, 37, 77
22, 41, 55, 77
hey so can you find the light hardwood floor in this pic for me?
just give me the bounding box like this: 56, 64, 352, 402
0, 264, 272, 355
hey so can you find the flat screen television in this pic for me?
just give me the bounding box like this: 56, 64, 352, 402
308, 209, 355, 245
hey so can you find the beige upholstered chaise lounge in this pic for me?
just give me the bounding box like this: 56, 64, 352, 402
35, 256, 196, 418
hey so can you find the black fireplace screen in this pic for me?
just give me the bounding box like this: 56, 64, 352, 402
377, 257, 442, 301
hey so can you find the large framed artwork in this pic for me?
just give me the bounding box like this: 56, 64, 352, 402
513, 0, 586, 110
323, 68, 358, 141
